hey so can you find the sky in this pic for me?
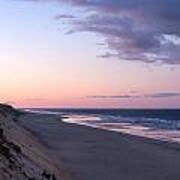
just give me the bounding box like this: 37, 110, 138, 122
0, 0, 180, 108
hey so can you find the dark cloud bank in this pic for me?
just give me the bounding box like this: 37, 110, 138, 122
24, 0, 180, 64
88, 92, 180, 99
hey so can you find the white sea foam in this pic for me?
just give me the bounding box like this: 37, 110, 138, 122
25, 109, 180, 144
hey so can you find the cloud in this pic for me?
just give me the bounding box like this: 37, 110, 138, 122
54, 14, 75, 20
23, 98, 47, 102
88, 92, 180, 99
88, 95, 141, 99
145, 92, 180, 98
22, 0, 180, 64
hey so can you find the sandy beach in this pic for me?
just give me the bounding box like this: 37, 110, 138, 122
1, 105, 180, 179
18, 111, 180, 180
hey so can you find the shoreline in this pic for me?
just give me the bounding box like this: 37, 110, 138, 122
21, 111, 180, 152
26, 108, 180, 145
18, 111, 180, 180
1, 105, 180, 179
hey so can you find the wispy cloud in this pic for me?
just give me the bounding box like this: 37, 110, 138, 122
88, 95, 141, 99
88, 92, 180, 99
54, 14, 75, 20
145, 92, 180, 98
23, 98, 47, 102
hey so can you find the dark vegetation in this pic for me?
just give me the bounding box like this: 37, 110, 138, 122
42, 170, 57, 180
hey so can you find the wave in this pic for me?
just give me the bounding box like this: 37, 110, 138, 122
24, 108, 180, 144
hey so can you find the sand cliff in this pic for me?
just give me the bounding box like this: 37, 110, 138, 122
0, 104, 66, 180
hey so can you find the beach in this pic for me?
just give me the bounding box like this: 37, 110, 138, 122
19, 111, 180, 180
1, 105, 180, 179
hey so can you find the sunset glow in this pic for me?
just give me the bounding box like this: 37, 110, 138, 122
1, 0, 180, 108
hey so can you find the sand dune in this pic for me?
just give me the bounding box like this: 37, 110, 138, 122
0, 104, 68, 180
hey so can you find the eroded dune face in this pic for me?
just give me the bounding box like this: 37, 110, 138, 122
0, 104, 12, 118
0, 104, 59, 180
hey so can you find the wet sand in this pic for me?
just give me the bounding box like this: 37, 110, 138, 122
18, 112, 180, 180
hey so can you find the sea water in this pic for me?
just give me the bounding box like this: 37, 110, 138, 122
26, 108, 180, 143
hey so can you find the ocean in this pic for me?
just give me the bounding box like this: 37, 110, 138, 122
26, 108, 180, 143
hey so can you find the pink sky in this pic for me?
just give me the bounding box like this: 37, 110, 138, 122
1, 1, 180, 108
